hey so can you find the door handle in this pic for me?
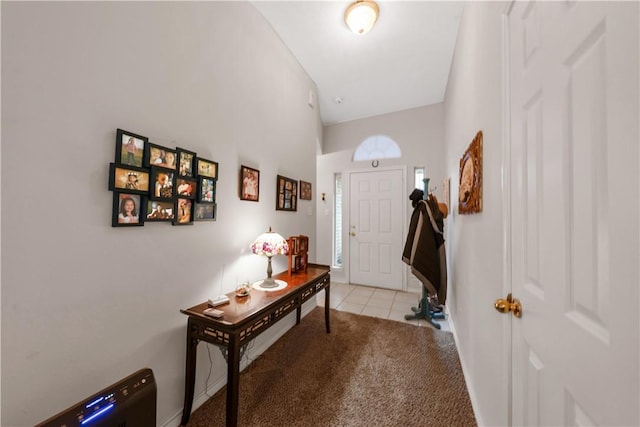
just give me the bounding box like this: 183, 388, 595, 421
494, 293, 522, 318
349, 232, 356, 237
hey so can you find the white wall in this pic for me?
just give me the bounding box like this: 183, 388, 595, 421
442, 2, 508, 426
1, 2, 320, 426
317, 105, 445, 284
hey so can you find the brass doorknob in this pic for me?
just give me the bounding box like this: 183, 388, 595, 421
494, 293, 522, 318
349, 232, 356, 236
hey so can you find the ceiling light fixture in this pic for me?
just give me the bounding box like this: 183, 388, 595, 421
344, 1, 379, 35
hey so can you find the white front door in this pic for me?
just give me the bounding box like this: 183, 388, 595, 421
506, 1, 638, 425
348, 168, 404, 290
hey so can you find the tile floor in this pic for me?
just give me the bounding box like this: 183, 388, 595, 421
316, 282, 450, 331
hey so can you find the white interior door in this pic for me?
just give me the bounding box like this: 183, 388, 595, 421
507, 1, 639, 425
348, 168, 404, 290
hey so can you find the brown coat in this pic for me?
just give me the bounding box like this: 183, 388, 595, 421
402, 198, 448, 305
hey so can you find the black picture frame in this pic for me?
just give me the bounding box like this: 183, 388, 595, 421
196, 157, 218, 179
150, 166, 176, 201
276, 175, 298, 211
145, 142, 177, 170
112, 192, 144, 227
108, 163, 150, 195
174, 197, 194, 225
198, 177, 216, 203
176, 177, 197, 199
144, 199, 175, 222
177, 147, 196, 178
300, 180, 312, 200
115, 129, 147, 168
240, 165, 260, 202
195, 203, 217, 221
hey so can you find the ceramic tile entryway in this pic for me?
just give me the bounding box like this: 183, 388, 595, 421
317, 282, 450, 331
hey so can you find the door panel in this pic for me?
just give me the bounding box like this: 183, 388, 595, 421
349, 169, 404, 290
507, 1, 638, 425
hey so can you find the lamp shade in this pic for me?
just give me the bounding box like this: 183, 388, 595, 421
251, 227, 289, 289
345, 1, 379, 35
251, 228, 288, 257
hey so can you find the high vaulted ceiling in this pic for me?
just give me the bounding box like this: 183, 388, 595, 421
251, 1, 464, 125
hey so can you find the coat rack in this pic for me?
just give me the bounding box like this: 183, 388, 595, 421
404, 177, 445, 329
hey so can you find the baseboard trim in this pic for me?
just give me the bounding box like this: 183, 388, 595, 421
447, 308, 484, 427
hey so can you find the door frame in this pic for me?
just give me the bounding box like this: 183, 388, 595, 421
501, 2, 516, 426
344, 165, 407, 290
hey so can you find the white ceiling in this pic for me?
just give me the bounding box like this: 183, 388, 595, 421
251, 1, 464, 125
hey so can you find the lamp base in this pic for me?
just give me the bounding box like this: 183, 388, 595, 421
252, 279, 288, 292
259, 277, 278, 289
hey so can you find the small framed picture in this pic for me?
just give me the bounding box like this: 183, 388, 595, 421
115, 129, 147, 168
240, 165, 260, 202
174, 198, 194, 225
176, 177, 197, 199
112, 192, 144, 227
108, 163, 150, 195
145, 199, 174, 222
195, 203, 217, 221
196, 157, 218, 179
300, 180, 312, 200
276, 175, 298, 211
198, 177, 216, 203
177, 147, 196, 177
145, 142, 177, 170
150, 166, 175, 200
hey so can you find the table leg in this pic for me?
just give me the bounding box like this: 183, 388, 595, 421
226, 335, 241, 427
296, 306, 302, 325
324, 284, 331, 333
180, 319, 198, 426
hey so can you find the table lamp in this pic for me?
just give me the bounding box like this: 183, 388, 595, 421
251, 227, 289, 288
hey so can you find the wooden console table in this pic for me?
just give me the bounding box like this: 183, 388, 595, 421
180, 264, 331, 426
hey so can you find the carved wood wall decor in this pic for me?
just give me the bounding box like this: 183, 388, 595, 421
458, 130, 483, 214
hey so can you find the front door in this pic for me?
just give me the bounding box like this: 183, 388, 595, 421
348, 168, 404, 290
506, 1, 638, 425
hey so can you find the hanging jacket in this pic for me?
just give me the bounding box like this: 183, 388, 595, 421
402, 197, 448, 305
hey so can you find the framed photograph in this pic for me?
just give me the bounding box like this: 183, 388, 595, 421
176, 177, 197, 199
115, 129, 147, 168
300, 180, 312, 200
196, 157, 218, 179
240, 165, 260, 202
145, 199, 175, 222
195, 203, 217, 221
459, 130, 483, 215
174, 198, 194, 225
177, 147, 196, 177
198, 177, 216, 203
145, 142, 177, 170
150, 166, 175, 201
276, 175, 298, 211
112, 192, 144, 227
108, 163, 150, 195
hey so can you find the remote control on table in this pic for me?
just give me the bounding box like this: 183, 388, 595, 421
208, 295, 230, 307
203, 308, 224, 318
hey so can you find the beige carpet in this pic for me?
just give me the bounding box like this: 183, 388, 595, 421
187, 307, 476, 426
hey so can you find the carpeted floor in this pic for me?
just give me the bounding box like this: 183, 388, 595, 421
187, 307, 476, 426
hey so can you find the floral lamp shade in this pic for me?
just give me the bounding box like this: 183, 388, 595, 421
251, 228, 289, 257
251, 227, 289, 288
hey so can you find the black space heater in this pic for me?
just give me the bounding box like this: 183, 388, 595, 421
36, 368, 156, 427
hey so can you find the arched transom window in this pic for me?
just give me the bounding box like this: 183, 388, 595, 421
352, 135, 401, 161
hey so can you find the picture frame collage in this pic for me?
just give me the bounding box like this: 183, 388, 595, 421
276, 175, 298, 211
108, 128, 218, 227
